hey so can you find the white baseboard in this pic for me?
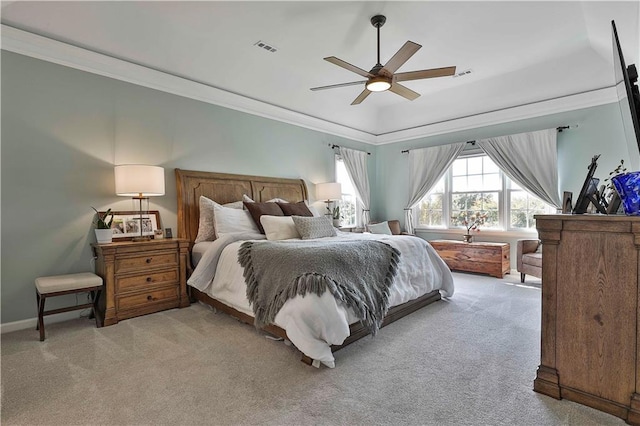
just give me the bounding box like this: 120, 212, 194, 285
1, 311, 84, 334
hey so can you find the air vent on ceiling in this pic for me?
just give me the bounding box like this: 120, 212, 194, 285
254, 40, 278, 53
453, 69, 472, 78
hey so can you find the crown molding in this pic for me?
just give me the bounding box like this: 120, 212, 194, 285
1, 24, 616, 146
373, 86, 617, 145
1, 25, 378, 143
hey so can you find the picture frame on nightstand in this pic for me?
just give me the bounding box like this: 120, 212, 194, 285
102, 210, 161, 240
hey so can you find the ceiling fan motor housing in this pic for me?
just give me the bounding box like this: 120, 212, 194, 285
370, 15, 386, 28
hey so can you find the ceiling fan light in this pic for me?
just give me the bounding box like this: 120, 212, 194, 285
366, 77, 391, 92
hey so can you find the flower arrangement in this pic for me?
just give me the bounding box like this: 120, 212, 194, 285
452, 211, 488, 235
604, 159, 627, 193
602, 159, 628, 214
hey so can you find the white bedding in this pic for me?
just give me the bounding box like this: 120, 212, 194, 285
188, 231, 454, 367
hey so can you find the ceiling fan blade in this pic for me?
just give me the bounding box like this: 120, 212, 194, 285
395, 66, 457, 82
324, 56, 373, 78
380, 41, 421, 75
389, 83, 420, 101
351, 89, 372, 105
311, 81, 367, 91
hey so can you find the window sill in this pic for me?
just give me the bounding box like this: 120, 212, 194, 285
414, 227, 539, 239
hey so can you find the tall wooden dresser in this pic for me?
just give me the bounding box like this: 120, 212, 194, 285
534, 215, 640, 425
93, 238, 190, 326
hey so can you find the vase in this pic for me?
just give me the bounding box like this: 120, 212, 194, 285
333, 219, 341, 228
94, 229, 113, 244
611, 171, 640, 216
462, 234, 473, 243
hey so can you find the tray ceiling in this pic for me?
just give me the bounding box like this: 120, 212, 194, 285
1, 1, 638, 143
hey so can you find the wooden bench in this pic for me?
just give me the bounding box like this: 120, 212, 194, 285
35, 272, 103, 341
429, 240, 510, 278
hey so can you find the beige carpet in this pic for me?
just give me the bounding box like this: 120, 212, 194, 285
1, 272, 624, 425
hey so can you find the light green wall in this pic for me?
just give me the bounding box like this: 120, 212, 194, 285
0, 51, 373, 324
1, 50, 633, 325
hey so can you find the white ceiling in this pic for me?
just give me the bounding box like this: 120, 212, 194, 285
1, 1, 639, 143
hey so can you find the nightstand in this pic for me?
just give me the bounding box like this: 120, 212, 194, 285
92, 238, 190, 326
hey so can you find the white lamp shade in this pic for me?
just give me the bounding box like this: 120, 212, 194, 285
316, 182, 342, 201
114, 165, 165, 197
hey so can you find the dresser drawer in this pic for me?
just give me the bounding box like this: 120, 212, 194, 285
115, 251, 178, 273
117, 286, 179, 311
116, 268, 179, 293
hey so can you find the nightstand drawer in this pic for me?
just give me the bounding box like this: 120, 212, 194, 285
115, 252, 178, 273
117, 286, 179, 311
116, 269, 179, 292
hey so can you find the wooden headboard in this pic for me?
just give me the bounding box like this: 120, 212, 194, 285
175, 169, 309, 243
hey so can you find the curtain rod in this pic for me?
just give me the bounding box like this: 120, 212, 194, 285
330, 144, 371, 155
400, 125, 577, 153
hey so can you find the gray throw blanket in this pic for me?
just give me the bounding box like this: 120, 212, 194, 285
238, 239, 400, 336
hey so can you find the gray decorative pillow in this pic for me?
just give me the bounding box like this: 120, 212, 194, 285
292, 216, 337, 239
195, 196, 243, 243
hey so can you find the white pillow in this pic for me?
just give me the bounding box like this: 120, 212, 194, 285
260, 216, 301, 240
308, 205, 322, 217
367, 221, 393, 235
213, 201, 259, 236
195, 196, 244, 243
243, 194, 288, 204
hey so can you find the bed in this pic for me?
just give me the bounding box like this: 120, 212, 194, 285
176, 169, 454, 367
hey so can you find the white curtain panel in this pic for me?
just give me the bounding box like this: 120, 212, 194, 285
477, 128, 562, 208
405, 142, 466, 235
339, 147, 371, 225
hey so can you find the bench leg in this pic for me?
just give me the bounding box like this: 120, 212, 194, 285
35, 290, 40, 331
91, 289, 102, 328
520, 273, 525, 283
37, 293, 46, 341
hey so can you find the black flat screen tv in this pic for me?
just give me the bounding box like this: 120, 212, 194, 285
612, 20, 640, 166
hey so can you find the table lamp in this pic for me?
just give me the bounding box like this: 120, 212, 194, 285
316, 182, 342, 216
114, 165, 165, 241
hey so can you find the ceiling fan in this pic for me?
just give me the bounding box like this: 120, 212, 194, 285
311, 15, 456, 105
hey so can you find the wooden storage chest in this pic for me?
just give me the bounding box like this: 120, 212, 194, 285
429, 239, 510, 278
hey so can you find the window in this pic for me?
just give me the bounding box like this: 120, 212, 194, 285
508, 181, 553, 229
336, 156, 358, 226
417, 176, 444, 227
416, 154, 555, 232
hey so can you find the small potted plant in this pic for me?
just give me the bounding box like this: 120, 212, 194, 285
92, 207, 114, 244
332, 205, 341, 227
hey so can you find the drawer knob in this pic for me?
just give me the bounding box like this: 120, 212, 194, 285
147, 295, 153, 301
146, 277, 152, 282
146, 258, 152, 264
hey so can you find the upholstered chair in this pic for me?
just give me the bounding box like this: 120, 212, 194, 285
517, 239, 542, 282
366, 220, 404, 235
387, 220, 402, 235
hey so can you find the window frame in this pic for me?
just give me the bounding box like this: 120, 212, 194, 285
414, 153, 554, 235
